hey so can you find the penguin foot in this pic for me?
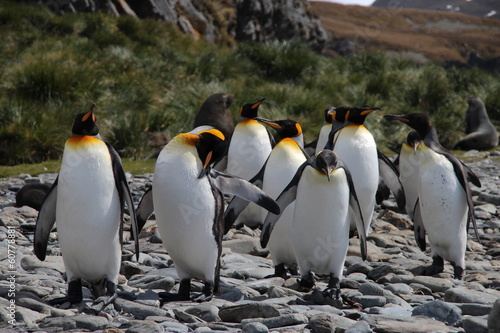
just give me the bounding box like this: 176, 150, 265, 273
422, 264, 444, 276
48, 280, 83, 306
423, 255, 444, 276
159, 279, 191, 305
451, 262, 464, 280
93, 293, 118, 312
265, 264, 291, 279
323, 274, 340, 299
299, 272, 316, 289
191, 282, 214, 303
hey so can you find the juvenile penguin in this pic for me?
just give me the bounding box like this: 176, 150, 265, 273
226, 119, 308, 278
137, 129, 279, 302
34, 104, 139, 309
226, 98, 274, 228
454, 96, 498, 150
384, 113, 481, 279
262, 150, 366, 298
397, 130, 422, 218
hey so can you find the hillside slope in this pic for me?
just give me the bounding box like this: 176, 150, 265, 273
310, 1, 500, 64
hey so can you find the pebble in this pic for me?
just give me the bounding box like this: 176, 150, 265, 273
1, 153, 499, 333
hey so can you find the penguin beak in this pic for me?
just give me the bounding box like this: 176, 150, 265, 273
322, 168, 331, 182
198, 151, 213, 179
252, 98, 266, 109
82, 103, 97, 122
254, 117, 281, 129
384, 114, 409, 123
360, 106, 381, 116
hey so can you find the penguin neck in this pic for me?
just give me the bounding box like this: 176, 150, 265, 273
422, 126, 442, 150
71, 133, 103, 140
292, 133, 304, 148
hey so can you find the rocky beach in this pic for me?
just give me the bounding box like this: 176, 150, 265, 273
0, 149, 499, 333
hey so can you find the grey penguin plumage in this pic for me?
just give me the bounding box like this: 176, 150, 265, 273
384, 113, 481, 279
136, 129, 279, 302
261, 150, 367, 299
34, 104, 139, 309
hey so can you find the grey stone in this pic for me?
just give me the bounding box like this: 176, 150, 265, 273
308, 313, 335, 333
125, 320, 164, 333
410, 295, 436, 304
359, 282, 386, 296
367, 265, 406, 281
114, 298, 167, 319
173, 309, 205, 323
219, 303, 280, 323
245, 277, 284, 293
362, 314, 459, 332
240, 313, 308, 329
345, 320, 373, 333
39, 314, 109, 331
488, 298, 500, 331
267, 285, 303, 298
384, 283, 413, 295
411, 276, 454, 292
412, 300, 462, 325
185, 303, 220, 322
463, 315, 489, 333
456, 303, 492, 316
242, 321, 269, 333
159, 321, 190, 332
371, 306, 412, 317
352, 295, 387, 308
445, 287, 498, 304
309, 290, 344, 308
128, 274, 175, 291
346, 262, 372, 275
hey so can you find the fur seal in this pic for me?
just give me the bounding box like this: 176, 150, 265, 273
194, 93, 234, 139
15, 183, 52, 211
454, 96, 498, 150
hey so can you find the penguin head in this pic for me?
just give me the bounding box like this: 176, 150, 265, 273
254, 118, 302, 140
324, 107, 336, 124
406, 130, 422, 152
195, 129, 226, 178
239, 98, 266, 119
344, 105, 381, 125
314, 149, 339, 182
72, 103, 99, 136
384, 113, 432, 138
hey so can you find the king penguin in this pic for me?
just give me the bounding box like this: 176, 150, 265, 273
326, 106, 381, 234
34, 104, 139, 309
303, 107, 334, 156
136, 129, 279, 302
384, 113, 481, 279
396, 130, 422, 218
262, 150, 366, 299
226, 119, 308, 278
226, 98, 274, 228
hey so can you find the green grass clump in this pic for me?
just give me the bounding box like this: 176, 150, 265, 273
1, 1, 499, 167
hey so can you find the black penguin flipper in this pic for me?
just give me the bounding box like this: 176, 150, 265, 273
377, 148, 406, 210
223, 161, 268, 234
34, 177, 59, 261
261, 161, 308, 248
209, 167, 279, 212
339, 161, 367, 261
324, 122, 349, 151
461, 161, 481, 187
412, 198, 426, 251
136, 186, 154, 236
106, 142, 140, 260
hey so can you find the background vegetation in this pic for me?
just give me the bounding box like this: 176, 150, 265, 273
1, 1, 499, 167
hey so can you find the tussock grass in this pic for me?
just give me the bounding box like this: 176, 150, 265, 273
0, 1, 499, 166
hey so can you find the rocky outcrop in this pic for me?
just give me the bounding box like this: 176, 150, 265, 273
23, 0, 327, 50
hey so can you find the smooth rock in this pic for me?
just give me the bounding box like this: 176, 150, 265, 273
444, 287, 498, 304
114, 298, 167, 319
412, 300, 462, 325
242, 321, 269, 333
219, 303, 280, 323
185, 303, 220, 322
128, 274, 175, 291
240, 313, 308, 329
125, 320, 164, 333
487, 298, 500, 331
384, 283, 413, 295
345, 320, 373, 333
456, 303, 492, 316
39, 314, 109, 331
359, 282, 386, 296
352, 295, 387, 308
411, 276, 454, 292
159, 321, 190, 332
463, 315, 489, 333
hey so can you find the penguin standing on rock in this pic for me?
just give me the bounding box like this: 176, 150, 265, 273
225, 119, 308, 278
226, 98, 274, 228
34, 104, 139, 310
262, 150, 366, 299
384, 113, 481, 279
136, 129, 279, 302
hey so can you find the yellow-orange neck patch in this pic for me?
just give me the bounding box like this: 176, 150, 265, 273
66, 135, 102, 148
239, 119, 259, 126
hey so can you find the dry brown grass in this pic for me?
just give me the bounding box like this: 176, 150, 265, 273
310, 1, 500, 63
